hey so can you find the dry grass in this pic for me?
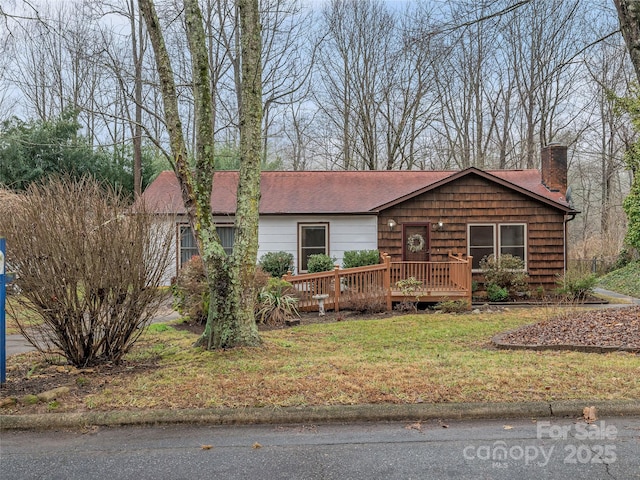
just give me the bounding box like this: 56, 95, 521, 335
3, 307, 638, 414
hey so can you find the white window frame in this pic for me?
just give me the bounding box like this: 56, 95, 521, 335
468, 223, 495, 271
498, 223, 527, 270
468, 223, 527, 271
298, 223, 329, 273
178, 223, 235, 269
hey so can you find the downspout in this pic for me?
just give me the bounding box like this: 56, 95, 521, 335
564, 213, 577, 273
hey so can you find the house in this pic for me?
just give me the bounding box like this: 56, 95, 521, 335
141, 144, 577, 293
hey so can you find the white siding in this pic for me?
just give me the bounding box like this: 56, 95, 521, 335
156, 216, 179, 285
258, 215, 378, 274
161, 214, 379, 284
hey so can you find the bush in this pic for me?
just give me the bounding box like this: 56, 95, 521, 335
307, 254, 336, 273
612, 247, 639, 271
256, 278, 299, 325
172, 256, 209, 324
480, 254, 529, 297
258, 251, 294, 278
556, 271, 597, 301
341, 287, 387, 313
0, 177, 173, 367
436, 299, 471, 313
342, 250, 380, 269
174, 261, 273, 325
486, 283, 509, 302
395, 277, 423, 312
253, 266, 272, 293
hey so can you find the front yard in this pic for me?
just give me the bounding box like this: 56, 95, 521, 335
2, 306, 639, 414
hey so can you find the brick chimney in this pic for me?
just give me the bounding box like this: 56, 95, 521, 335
541, 144, 567, 194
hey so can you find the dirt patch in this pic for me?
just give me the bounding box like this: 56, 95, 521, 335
0, 352, 160, 413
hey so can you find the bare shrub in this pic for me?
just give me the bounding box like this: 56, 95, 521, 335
1, 177, 173, 367
172, 255, 208, 324
173, 263, 274, 325
341, 288, 387, 313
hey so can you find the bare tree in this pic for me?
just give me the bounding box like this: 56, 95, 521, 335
583, 40, 633, 237
315, 0, 436, 170
430, 1, 501, 169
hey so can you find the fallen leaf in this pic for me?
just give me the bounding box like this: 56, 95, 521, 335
201, 445, 213, 450
583, 406, 597, 423
252, 442, 262, 449
405, 422, 422, 431
503, 425, 513, 430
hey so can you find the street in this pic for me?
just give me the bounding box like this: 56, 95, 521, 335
1, 416, 639, 479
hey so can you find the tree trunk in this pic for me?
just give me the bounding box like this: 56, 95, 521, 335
130, 0, 143, 197
218, 0, 262, 347
140, 0, 261, 350
614, 0, 640, 83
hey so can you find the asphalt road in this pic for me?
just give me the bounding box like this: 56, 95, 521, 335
1, 417, 639, 479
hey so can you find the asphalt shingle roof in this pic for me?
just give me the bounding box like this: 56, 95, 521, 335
141, 168, 574, 215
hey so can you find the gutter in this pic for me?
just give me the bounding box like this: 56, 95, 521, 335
563, 213, 578, 273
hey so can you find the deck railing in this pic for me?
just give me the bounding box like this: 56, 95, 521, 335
283, 252, 471, 312
390, 253, 472, 294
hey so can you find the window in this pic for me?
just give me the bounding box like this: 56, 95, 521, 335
216, 226, 235, 256
499, 224, 526, 261
468, 224, 495, 270
178, 224, 235, 267
298, 223, 328, 272
468, 223, 526, 270
179, 225, 199, 266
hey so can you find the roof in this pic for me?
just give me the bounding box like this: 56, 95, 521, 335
141, 168, 576, 215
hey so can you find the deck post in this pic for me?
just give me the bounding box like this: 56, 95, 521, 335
382, 253, 392, 311
466, 256, 473, 305
333, 266, 340, 313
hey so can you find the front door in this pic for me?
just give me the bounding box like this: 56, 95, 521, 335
402, 223, 430, 261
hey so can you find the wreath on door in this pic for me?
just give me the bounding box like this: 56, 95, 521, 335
407, 233, 425, 253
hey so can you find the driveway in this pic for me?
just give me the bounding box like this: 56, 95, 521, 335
3, 307, 181, 357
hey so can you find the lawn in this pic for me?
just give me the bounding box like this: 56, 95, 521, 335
4, 307, 636, 414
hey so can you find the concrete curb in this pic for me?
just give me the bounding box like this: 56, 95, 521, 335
2, 400, 639, 431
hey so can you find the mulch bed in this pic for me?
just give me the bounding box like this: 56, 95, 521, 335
493, 306, 640, 353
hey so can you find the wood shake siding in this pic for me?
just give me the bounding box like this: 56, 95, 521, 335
378, 174, 566, 291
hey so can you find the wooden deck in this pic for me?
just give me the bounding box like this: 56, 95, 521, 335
283, 253, 472, 313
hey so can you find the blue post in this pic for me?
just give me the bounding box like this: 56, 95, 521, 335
1, 237, 6, 384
